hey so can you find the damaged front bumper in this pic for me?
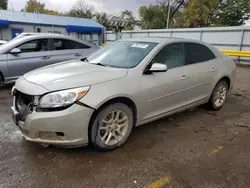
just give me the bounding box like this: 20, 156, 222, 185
12, 102, 94, 147
11, 77, 95, 147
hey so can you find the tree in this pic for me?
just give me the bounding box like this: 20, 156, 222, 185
157, 0, 187, 24
24, 0, 46, 13
121, 10, 136, 30
0, 0, 8, 10
68, 0, 95, 18
95, 12, 112, 30
139, 4, 175, 29
215, 0, 250, 26
139, 0, 186, 29
46, 9, 61, 16
182, 0, 220, 27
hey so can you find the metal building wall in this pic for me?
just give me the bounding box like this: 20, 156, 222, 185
37, 26, 67, 35
106, 26, 250, 64
1, 24, 33, 40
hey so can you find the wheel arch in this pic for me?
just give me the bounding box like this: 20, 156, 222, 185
0, 71, 4, 84
89, 96, 138, 129
217, 76, 231, 89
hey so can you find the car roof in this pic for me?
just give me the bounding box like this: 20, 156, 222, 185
121, 37, 206, 44
120, 37, 222, 57
16, 33, 63, 38
17, 34, 85, 42
21, 32, 62, 35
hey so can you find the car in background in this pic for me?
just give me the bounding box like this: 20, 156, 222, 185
11, 38, 236, 151
0, 40, 6, 45
12, 32, 63, 40
0, 34, 100, 84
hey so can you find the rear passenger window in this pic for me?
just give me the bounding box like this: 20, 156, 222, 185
78, 42, 90, 49
185, 43, 215, 65
53, 39, 90, 50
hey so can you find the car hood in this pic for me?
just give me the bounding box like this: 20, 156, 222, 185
24, 60, 128, 91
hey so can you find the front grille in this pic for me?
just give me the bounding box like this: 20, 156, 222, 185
14, 90, 34, 121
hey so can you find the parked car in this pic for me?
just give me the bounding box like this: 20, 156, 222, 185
12, 32, 62, 40
11, 38, 236, 151
0, 34, 100, 84
0, 40, 6, 45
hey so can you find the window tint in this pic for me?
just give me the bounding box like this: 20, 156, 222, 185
185, 43, 215, 65
53, 39, 90, 50
17, 39, 49, 53
152, 43, 185, 69
78, 42, 90, 49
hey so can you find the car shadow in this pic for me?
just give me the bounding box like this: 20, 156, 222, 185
24, 106, 205, 157
0, 83, 14, 91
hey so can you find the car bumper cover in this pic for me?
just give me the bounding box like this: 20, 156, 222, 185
12, 104, 94, 147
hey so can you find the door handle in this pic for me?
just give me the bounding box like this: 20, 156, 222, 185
75, 53, 82, 57
211, 67, 217, 72
42, 56, 50, 60
181, 75, 188, 80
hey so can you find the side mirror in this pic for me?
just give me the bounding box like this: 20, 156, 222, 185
10, 48, 21, 54
149, 63, 168, 73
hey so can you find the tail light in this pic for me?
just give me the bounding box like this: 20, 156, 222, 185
232, 58, 237, 69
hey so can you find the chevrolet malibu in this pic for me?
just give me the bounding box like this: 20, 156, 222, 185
11, 38, 236, 151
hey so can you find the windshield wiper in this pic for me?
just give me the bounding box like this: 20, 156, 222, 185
93, 62, 108, 67
81, 58, 108, 67
81, 57, 89, 63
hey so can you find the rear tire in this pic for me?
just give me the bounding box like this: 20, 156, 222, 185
208, 81, 228, 111
89, 103, 134, 151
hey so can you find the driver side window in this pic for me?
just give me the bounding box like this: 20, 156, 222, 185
152, 43, 185, 69
17, 39, 49, 53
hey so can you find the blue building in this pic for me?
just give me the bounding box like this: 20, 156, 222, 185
0, 10, 105, 45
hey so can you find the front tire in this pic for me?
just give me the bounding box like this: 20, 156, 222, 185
0, 75, 3, 85
208, 81, 228, 110
89, 103, 134, 151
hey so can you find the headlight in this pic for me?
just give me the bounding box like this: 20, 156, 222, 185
38, 86, 90, 108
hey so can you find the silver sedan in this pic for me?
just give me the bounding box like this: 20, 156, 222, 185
0, 40, 6, 45
12, 38, 236, 151
0, 34, 100, 84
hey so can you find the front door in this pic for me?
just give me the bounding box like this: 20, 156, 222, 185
7, 38, 51, 79
138, 43, 188, 121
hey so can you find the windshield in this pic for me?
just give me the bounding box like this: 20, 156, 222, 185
87, 41, 158, 68
0, 37, 25, 51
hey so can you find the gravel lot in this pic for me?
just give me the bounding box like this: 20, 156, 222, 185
0, 67, 250, 188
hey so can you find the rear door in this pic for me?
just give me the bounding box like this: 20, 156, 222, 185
181, 43, 218, 104
7, 38, 51, 78
50, 38, 94, 65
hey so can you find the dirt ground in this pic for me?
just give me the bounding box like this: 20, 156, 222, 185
0, 67, 250, 188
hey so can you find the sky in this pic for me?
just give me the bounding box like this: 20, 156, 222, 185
8, 0, 157, 17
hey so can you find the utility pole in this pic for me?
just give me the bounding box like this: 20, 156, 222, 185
166, 0, 171, 29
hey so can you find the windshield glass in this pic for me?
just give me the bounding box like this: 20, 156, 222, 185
0, 37, 27, 52
87, 41, 158, 68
